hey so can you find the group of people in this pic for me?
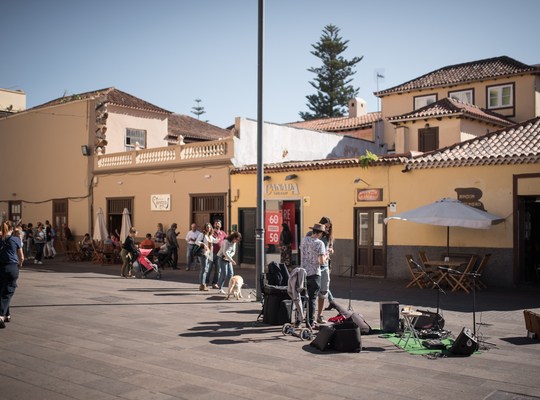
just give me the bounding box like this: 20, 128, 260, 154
118, 221, 243, 295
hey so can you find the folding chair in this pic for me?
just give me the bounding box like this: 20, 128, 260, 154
405, 255, 425, 289
470, 254, 491, 290
449, 255, 478, 293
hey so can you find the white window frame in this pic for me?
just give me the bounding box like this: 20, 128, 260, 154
125, 128, 146, 151
448, 89, 473, 104
487, 83, 513, 109
414, 94, 437, 110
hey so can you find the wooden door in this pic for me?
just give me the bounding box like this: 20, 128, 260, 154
355, 207, 387, 277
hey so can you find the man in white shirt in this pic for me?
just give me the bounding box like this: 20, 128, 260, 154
185, 223, 201, 271
299, 223, 327, 327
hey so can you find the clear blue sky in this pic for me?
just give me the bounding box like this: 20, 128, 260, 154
2, 0, 539, 128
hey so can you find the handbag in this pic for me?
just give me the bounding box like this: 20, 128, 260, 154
192, 244, 205, 257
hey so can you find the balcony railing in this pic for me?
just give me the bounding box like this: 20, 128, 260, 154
95, 138, 233, 172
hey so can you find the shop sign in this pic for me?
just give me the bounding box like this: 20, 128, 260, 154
151, 194, 171, 211
455, 187, 485, 210
265, 211, 282, 245
265, 182, 299, 196
356, 188, 383, 202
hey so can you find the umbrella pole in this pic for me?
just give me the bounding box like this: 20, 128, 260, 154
446, 226, 450, 258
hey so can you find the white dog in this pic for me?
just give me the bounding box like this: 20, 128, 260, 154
227, 275, 244, 300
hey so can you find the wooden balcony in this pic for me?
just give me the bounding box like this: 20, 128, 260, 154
94, 138, 234, 173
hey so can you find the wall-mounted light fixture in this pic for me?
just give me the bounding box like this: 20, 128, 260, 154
263, 175, 271, 181
81, 145, 91, 156
285, 174, 298, 181
354, 177, 370, 185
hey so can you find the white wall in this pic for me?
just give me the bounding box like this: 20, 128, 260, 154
231, 117, 380, 167
105, 105, 169, 153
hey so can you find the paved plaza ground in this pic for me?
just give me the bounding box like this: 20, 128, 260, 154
1, 258, 540, 400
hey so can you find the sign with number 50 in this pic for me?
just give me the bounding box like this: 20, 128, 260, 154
265, 211, 282, 245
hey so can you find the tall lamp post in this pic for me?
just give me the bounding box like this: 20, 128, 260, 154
255, 0, 265, 301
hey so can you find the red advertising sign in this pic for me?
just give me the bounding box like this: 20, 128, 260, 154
265, 211, 282, 245
282, 201, 297, 250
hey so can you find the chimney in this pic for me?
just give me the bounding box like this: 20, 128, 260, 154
348, 98, 367, 118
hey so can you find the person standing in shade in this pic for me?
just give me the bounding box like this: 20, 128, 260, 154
216, 231, 242, 294
44, 220, 56, 259
120, 227, 138, 278
185, 223, 200, 271
300, 223, 327, 328
0, 221, 24, 328
280, 222, 293, 269
206, 219, 227, 288
33, 223, 46, 265
25, 223, 34, 260
166, 223, 179, 270
154, 223, 165, 245
315, 216, 336, 322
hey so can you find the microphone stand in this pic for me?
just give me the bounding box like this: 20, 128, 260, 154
411, 260, 445, 331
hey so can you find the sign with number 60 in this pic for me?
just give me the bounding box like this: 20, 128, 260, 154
265, 211, 282, 245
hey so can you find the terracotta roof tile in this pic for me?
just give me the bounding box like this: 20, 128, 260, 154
287, 112, 382, 132
376, 56, 539, 96
405, 117, 540, 169
30, 87, 171, 114
167, 113, 231, 142
388, 97, 513, 126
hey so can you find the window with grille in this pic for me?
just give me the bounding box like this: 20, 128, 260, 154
9, 201, 21, 223
448, 89, 473, 104
125, 128, 146, 151
487, 83, 513, 109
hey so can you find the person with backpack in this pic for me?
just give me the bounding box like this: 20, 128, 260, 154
0, 221, 24, 328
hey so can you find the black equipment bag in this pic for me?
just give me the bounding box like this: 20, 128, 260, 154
261, 285, 290, 325
414, 310, 445, 330
329, 321, 362, 353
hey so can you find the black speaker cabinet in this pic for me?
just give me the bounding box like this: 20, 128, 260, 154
450, 327, 478, 356
380, 301, 400, 333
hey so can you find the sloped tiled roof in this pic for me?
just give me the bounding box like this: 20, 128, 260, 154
231, 156, 399, 175
287, 112, 382, 132
405, 117, 540, 170
30, 87, 171, 114
168, 113, 231, 142
376, 56, 539, 97
388, 97, 514, 127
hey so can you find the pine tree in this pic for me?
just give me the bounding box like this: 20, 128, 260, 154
300, 24, 363, 120
191, 99, 206, 120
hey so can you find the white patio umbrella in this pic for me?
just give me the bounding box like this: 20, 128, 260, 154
119, 208, 132, 243
384, 198, 504, 256
93, 207, 108, 242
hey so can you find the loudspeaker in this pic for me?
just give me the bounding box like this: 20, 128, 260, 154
380, 301, 400, 333
450, 327, 478, 356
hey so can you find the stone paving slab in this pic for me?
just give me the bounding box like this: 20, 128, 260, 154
0, 260, 539, 400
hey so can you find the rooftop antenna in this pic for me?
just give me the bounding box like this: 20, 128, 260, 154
375, 69, 385, 112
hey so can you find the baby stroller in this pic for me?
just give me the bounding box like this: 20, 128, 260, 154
282, 267, 313, 341
155, 244, 173, 270
132, 248, 162, 279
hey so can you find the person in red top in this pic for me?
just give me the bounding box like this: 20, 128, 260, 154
140, 233, 155, 249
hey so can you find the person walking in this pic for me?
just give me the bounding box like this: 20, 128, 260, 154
280, 222, 293, 269
196, 223, 219, 291
300, 222, 327, 328
206, 219, 227, 289
165, 223, 179, 269
25, 223, 34, 260
185, 223, 200, 271
216, 231, 242, 294
0, 221, 24, 328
